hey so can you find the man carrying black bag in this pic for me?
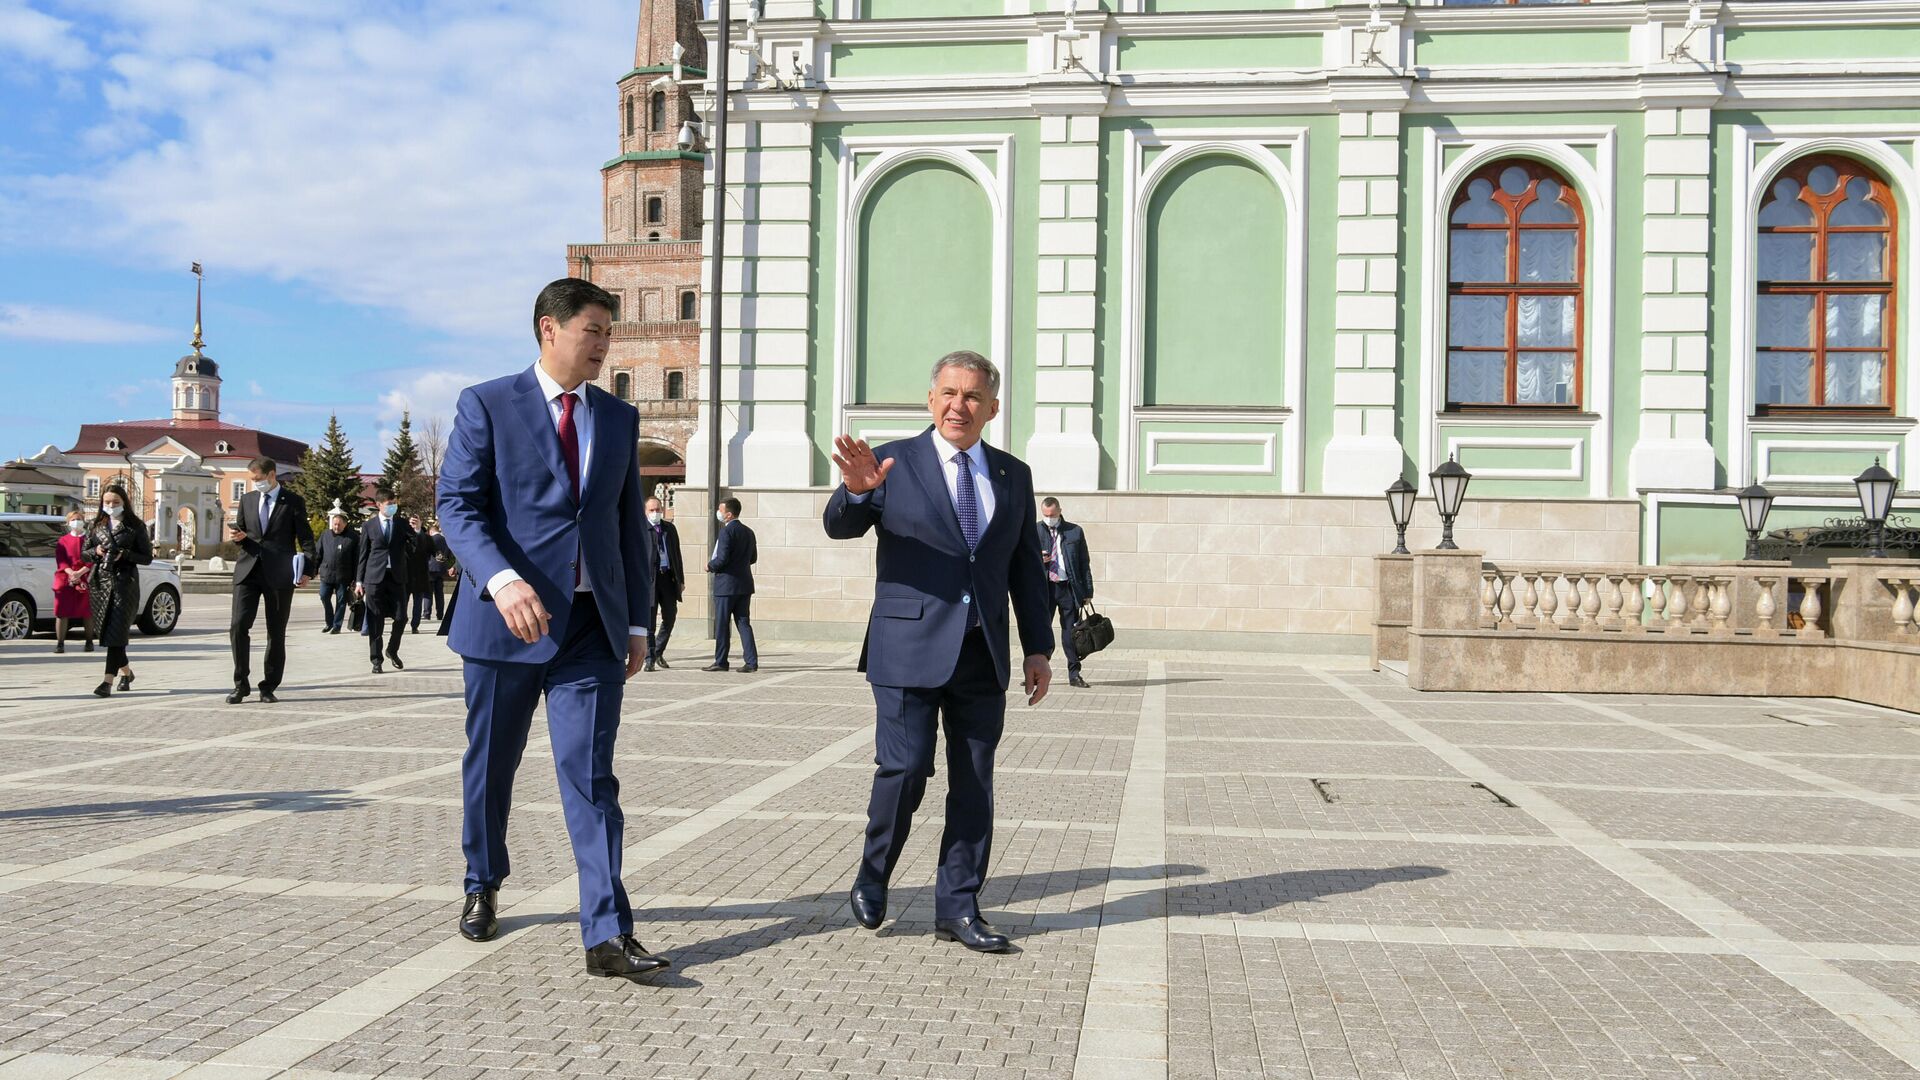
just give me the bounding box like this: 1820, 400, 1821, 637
1037, 497, 1095, 689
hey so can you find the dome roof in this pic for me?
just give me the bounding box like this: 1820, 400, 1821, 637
173, 351, 220, 379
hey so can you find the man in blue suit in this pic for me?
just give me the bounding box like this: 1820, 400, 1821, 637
436, 278, 668, 981
825, 350, 1055, 953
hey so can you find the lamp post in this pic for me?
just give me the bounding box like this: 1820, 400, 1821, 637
1385, 478, 1416, 554
1736, 483, 1774, 560
1854, 458, 1898, 559
1428, 456, 1471, 551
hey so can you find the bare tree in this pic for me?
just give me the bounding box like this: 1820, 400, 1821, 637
419, 415, 449, 491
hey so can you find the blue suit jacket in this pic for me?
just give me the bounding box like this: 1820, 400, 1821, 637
706, 519, 757, 596
436, 366, 654, 664
823, 428, 1054, 690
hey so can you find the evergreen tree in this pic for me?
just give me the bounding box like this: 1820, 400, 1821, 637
289, 413, 365, 534
381, 411, 435, 518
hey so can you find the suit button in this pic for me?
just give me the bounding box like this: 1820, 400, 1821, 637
969, 555, 975, 563
962, 593, 971, 605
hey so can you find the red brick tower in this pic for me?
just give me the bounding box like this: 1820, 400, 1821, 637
567, 0, 707, 489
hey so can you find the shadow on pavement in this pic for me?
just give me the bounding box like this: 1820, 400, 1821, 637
0, 789, 371, 822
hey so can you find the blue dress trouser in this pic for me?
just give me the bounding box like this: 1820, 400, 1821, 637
857, 627, 1005, 920
460, 592, 631, 947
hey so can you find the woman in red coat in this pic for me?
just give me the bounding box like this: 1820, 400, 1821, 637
53, 509, 95, 654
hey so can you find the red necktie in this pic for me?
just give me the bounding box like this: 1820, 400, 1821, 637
556, 392, 581, 502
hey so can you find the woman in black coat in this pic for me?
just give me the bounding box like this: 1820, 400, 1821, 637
85, 484, 152, 697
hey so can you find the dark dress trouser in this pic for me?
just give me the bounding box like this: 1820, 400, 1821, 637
649, 568, 677, 659
460, 593, 631, 947
1050, 580, 1082, 675
713, 594, 758, 667
858, 627, 1004, 921
232, 575, 293, 692
366, 580, 406, 664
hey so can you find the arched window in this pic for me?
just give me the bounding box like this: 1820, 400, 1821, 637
646, 196, 664, 224
666, 371, 686, 400
1756, 154, 1898, 410
625, 96, 635, 138
650, 91, 667, 133
613, 372, 631, 400
680, 290, 698, 321
647, 231, 660, 242
606, 293, 622, 322
1446, 159, 1585, 407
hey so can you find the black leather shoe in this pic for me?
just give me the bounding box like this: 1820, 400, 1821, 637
92, 681, 111, 698
117, 674, 134, 692
653, 657, 670, 670
317, 626, 331, 634
370, 661, 383, 674
1069, 674, 1090, 689
386, 652, 404, 670
226, 689, 248, 705
934, 916, 1011, 953
701, 663, 728, 672
259, 690, 279, 704
642, 658, 655, 672
458, 889, 498, 942
740, 664, 758, 674
584, 933, 670, 980
849, 884, 886, 930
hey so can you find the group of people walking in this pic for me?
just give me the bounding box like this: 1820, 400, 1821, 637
52, 485, 150, 697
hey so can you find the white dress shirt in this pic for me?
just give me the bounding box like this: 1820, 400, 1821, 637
485, 363, 645, 639
845, 429, 995, 529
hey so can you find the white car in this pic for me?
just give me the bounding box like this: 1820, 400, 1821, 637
0, 513, 183, 641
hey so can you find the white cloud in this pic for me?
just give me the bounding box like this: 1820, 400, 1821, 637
0, 302, 172, 343
19, 0, 635, 345
377, 367, 488, 434
0, 2, 91, 70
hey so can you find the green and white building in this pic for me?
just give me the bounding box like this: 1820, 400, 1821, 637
668, 0, 1919, 644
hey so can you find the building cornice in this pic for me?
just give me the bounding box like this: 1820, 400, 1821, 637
602, 150, 706, 170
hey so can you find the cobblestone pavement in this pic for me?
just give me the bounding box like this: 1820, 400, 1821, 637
3, 598, 1919, 1079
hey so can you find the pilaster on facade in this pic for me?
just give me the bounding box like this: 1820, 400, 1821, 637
1630, 105, 1719, 493
691, 106, 821, 489
1028, 108, 1104, 493
1323, 107, 1406, 495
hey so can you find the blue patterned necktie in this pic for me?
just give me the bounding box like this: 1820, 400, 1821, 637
953, 450, 980, 629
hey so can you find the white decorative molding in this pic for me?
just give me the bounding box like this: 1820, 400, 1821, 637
1725, 123, 1920, 488
831, 133, 1015, 449
1143, 430, 1277, 477
1117, 125, 1309, 491
1756, 438, 1906, 487
1416, 124, 1618, 499
1444, 435, 1586, 482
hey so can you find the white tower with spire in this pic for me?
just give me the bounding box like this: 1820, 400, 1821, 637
171, 262, 222, 423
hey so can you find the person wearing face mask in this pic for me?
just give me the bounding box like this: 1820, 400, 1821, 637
355, 488, 416, 674
641, 496, 683, 672
226, 457, 315, 705
405, 515, 436, 633
703, 498, 758, 673
1036, 497, 1094, 690
53, 510, 95, 655
85, 484, 152, 697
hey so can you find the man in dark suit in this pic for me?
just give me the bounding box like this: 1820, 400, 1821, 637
643, 495, 683, 672
226, 457, 315, 704
703, 497, 758, 673
825, 350, 1054, 953
1037, 497, 1095, 689
355, 487, 415, 674
315, 506, 359, 634
406, 514, 435, 632
425, 522, 453, 620
437, 278, 665, 981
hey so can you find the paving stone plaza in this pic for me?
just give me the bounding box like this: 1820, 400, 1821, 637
2, 599, 1919, 1079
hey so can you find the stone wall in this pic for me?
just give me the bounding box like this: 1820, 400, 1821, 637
664, 488, 1642, 654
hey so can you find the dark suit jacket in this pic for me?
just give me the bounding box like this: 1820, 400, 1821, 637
823, 427, 1053, 690
232, 487, 315, 590
1037, 519, 1095, 602
316, 529, 359, 585
356, 515, 416, 599
403, 526, 434, 593
649, 519, 685, 601
706, 519, 756, 596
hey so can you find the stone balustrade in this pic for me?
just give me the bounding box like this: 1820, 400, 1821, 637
1379, 549, 1920, 711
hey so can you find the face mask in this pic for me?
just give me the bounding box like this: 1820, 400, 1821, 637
715, 510, 728, 524
69, 521, 85, 535
647, 512, 664, 526
253, 480, 271, 493
1042, 515, 1059, 528
104, 506, 122, 519
382, 504, 398, 519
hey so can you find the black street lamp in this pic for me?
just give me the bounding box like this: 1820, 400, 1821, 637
1428, 455, 1472, 551
1854, 457, 1898, 559
1385, 478, 1416, 554
1736, 483, 1774, 560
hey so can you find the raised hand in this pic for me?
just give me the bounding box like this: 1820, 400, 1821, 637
831, 434, 895, 495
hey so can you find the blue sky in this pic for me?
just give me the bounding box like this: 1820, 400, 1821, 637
0, 0, 638, 469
